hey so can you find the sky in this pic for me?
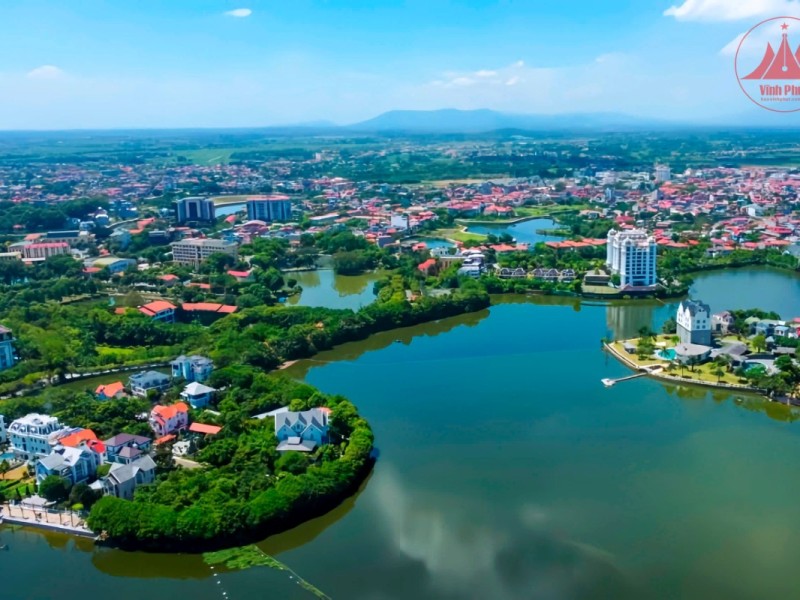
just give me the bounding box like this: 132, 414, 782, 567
1, 0, 800, 129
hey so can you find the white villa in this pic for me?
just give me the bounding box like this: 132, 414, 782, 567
677, 299, 712, 346
8, 413, 67, 462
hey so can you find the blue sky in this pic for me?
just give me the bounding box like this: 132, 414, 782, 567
1, 0, 799, 128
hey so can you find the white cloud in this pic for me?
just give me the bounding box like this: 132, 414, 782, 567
430, 61, 529, 89
720, 19, 791, 62
224, 8, 252, 18
720, 32, 747, 56
664, 0, 799, 22
26, 65, 65, 80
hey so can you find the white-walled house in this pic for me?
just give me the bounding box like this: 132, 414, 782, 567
149, 402, 189, 437
8, 413, 67, 462
677, 299, 712, 346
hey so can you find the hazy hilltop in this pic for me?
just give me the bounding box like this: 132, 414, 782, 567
347, 108, 670, 133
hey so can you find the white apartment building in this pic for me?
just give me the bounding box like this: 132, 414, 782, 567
170, 238, 238, 268
655, 164, 671, 183
8, 413, 66, 462
606, 229, 658, 289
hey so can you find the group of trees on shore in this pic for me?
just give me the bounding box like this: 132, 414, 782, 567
86, 373, 374, 549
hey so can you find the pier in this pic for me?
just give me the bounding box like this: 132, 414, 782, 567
602, 373, 647, 387
602, 364, 664, 387
1, 503, 94, 538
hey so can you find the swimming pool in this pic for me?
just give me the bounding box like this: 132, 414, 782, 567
658, 348, 677, 360
0, 451, 16, 462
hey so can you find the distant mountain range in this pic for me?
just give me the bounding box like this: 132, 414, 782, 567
344, 109, 672, 133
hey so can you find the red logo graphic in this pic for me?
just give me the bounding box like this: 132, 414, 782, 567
735, 16, 800, 112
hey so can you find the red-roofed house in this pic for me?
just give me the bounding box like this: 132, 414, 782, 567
181, 302, 237, 324
138, 300, 177, 323
188, 422, 222, 436
58, 428, 98, 448
418, 258, 438, 275
149, 402, 189, 436
154, 434, 177, 446
158, 274, 180, 287
227, 269, 254, 282
96, 381, 126, 400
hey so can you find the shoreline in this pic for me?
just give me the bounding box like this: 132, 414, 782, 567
602, 342, 786, 401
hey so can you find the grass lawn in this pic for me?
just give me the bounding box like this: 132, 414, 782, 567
612, 337, 746, 386
582, 284, 620, 296
515, 204, 590, 218
431, 227, 487, 243
179, 148, 236, 165
1, 477, 36, 498
423, 178, 490, 188
96, 345, 138, 358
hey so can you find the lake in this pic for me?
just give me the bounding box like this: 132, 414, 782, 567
283, 269, 382, 311
4, 267, 800, 600
467, 218, 564, 245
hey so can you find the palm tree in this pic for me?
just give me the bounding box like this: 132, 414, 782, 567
712, 365, 725, 383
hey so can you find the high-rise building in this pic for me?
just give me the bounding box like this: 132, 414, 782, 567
654, 164, 671, 183
246, 195, 293, 222
171, 238, 238, 268
606, 229, 657, 289
676, 299, 712, 346
174, 196, 216, 223
0, 325, 16, 371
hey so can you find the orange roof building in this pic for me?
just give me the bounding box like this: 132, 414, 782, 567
96, 381, 125, 399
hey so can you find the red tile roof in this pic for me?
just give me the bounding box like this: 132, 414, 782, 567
59, 429, 97, 448
182, 302, 237, 313
152, 402, 189, 420
188, 422, 222, 435
96, 381, 125, 398
139, 300, 177, 316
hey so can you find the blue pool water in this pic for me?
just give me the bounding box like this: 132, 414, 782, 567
0, 451, 16, 461
658, 348, 677, 360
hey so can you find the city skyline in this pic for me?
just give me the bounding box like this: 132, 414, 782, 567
2, 0, 800, 129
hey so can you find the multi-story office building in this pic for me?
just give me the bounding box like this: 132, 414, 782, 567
174, 196, 216, 223
171, 238, 238, 268
246, 195, 293, 222
606, 229, 657, 289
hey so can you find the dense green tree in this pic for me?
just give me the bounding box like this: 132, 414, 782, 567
39, 475, 71, 503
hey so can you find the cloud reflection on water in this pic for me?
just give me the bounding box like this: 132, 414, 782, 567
367, 467, 638, 600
